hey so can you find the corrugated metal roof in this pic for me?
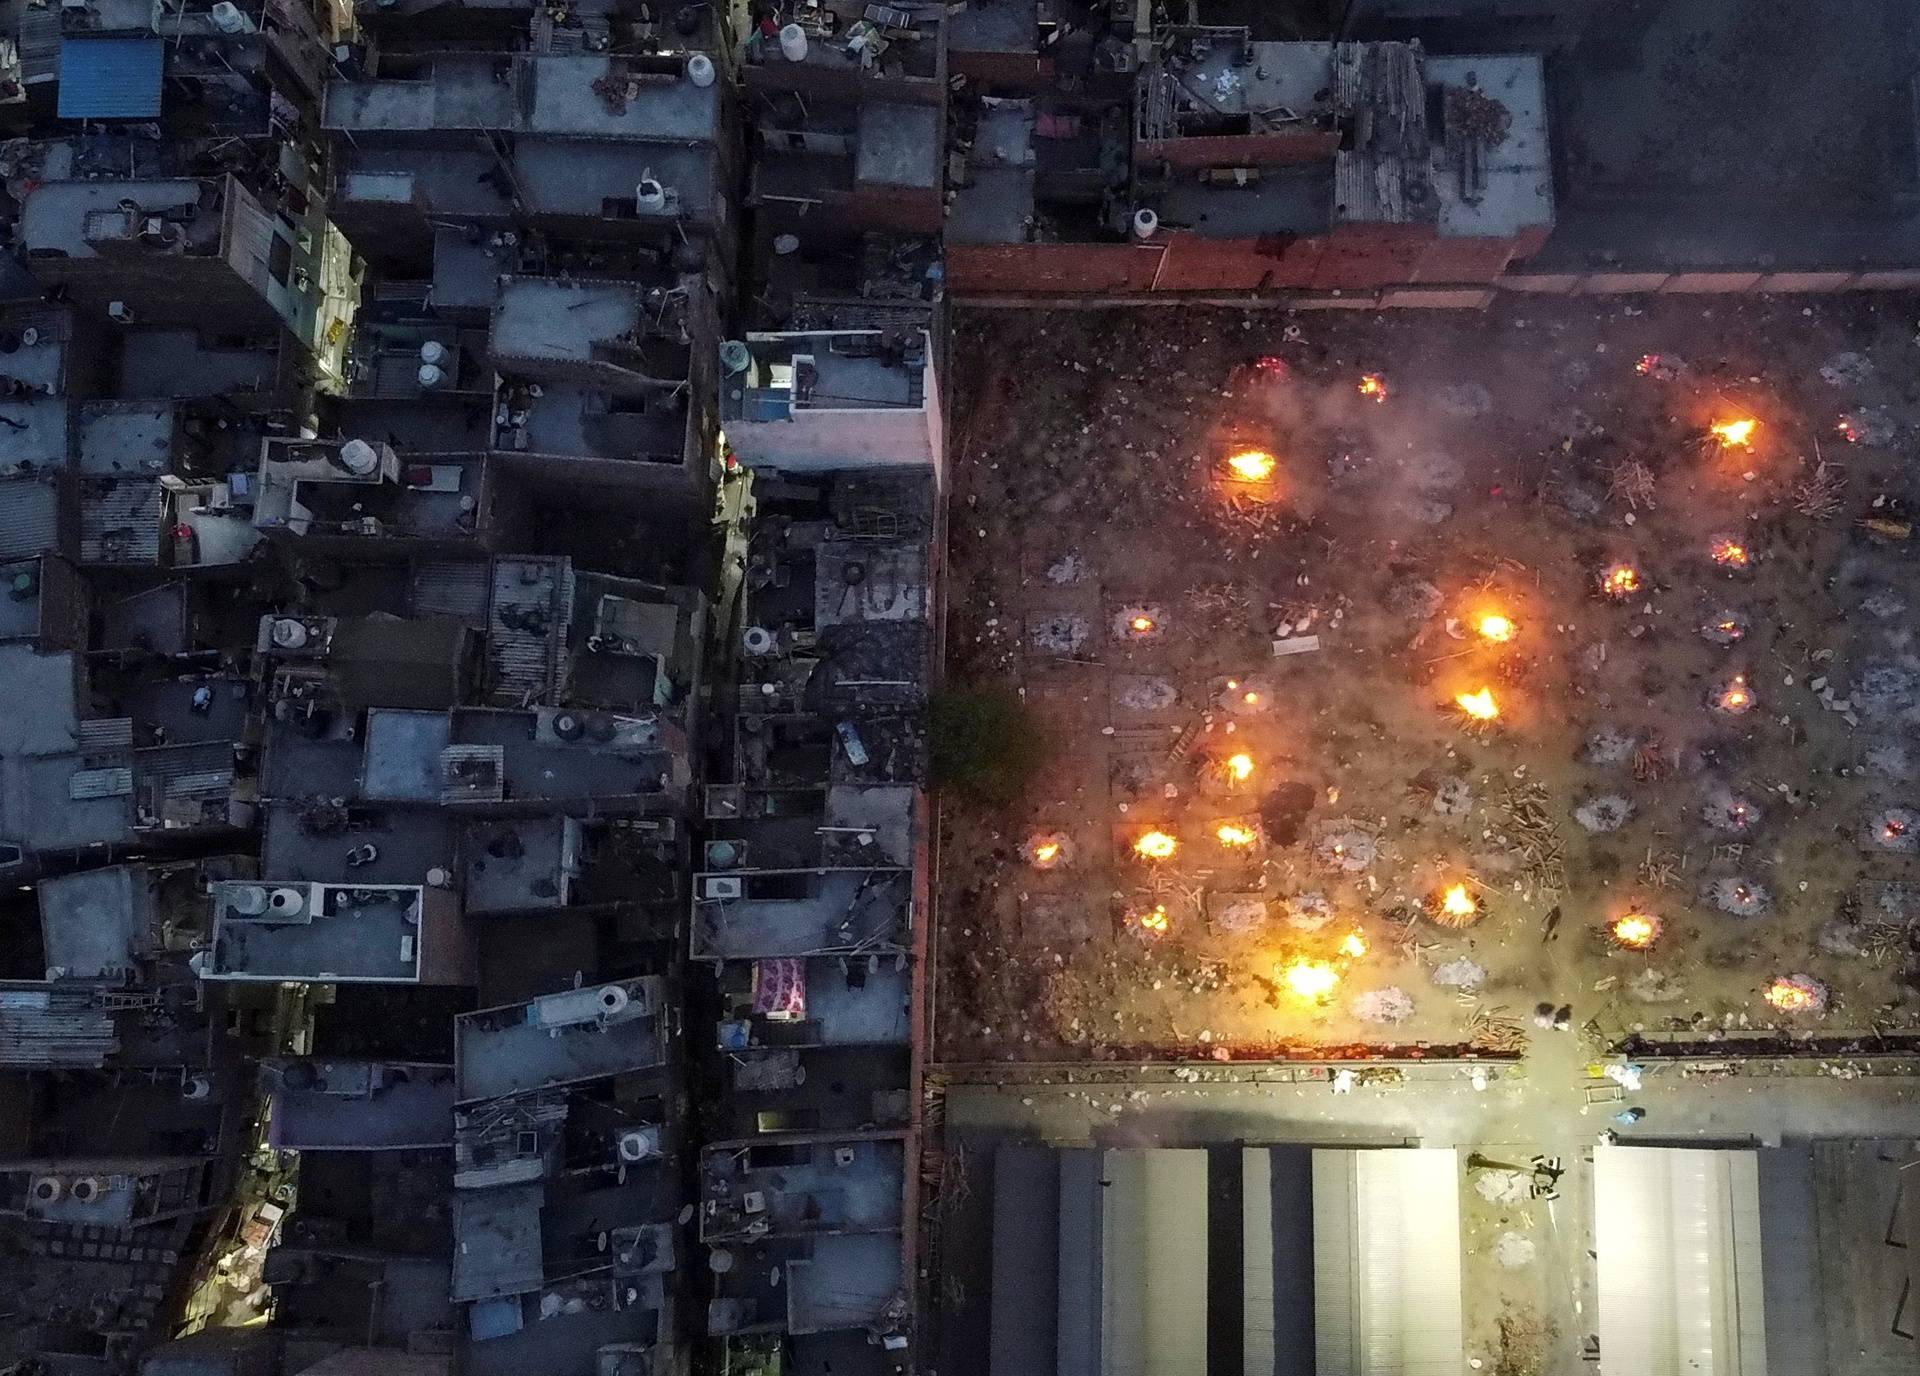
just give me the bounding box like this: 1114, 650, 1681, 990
81, 478, 162, 563
70, 766, 133, 799
0, 476, 61, 560
487, 556, 571, 708
78, 717, 134, 752
20, 10, 61, 84
411, 560, 491, 622
0, 986, 118, 1067
57, 38, 164, 121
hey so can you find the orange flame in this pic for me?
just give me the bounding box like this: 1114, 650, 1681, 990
1718, 676, 1753, 713
1226, 752, 1254, 783
1477, 613, 1516, 643
1455, 688, 1499, 722
1440, 884, 1477, 919
1764, 978, 1817, 1012
1600, 564, 1640, 598
1134, 904, 1171, 935
1133, 830, 1178, 861
1635, 354, 1659, 375
1837, 417, 1860, 443
1710, 538, 1749, 567
1885, 818, 1908, 842
1281, 958, 1339, 1000
1611, 913, 1658, 949
1338, 931, 1368, 959
1711, 418, 1757, 449
1357, 374, 1388, 403
1215, 822, 1258, 848
1032, 840, 1060, 865
1225, 449, 1277, 482
1129, 615, 1156, 634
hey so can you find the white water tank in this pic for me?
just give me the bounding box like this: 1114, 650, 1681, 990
687, 53, 715, 87
338, 439, 381, 476
618, 1126, 662, 1162
227, 884, 270, 916
419, 340, 447, 366
267, 886, 306, 919
635, 175, 668, 215
1132, 207, 1159, 240
210, 1, 256, 33
779, 22, 808, 60
417, 363, 446, 389
269, 617, 309, 650
742, 625, 776, 655
69, 1177, 105, 1204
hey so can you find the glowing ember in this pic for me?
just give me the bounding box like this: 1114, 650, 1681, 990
1129, 615, 1155, 634
1029, 839, 1063, 868
1338, 931, 1368, 959
1357, 374, 1388, 403
1132, 830, 1178, 861
1455, 688, 1500, 722
1215, 822, 1258, 848
1763, 974, 1828, 1014
1716, 675, 1754, 714
1611, 913, 1659, 949
1635, 354, 1659, 375
1133, 904, 1171, 936
1242, 690, 1262, 706
1710, 417, 1757, 449
1281, 958, 1340, 1000
1837, 417, 1860, 443
1440, 885, 1477, 919
1599, 564, 1640, 599
1476, 614, 1516, 643
1226, 752, 1254, 783
1225, 448, 1278, 482
1710, 537, 1749, 567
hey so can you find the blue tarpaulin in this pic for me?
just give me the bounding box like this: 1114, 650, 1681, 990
56, 38, 164, 120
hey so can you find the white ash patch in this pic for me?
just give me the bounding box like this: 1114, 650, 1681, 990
1817, 919, 1866, 958
1045, 551, 1092, 585
1708, 875, 1771, 919
1583, 727, 1637, 766
1208, 896, 1267, 936
1281, 891, 1336, 931
1837, 405, 1897, 445
1406, 451, 1464, 491
1431, 777, 1474, 817
1437, 382, 1492, 417
1431, 957, 1486, 991
1852, 661, 1920, 719
1701, 786, 1763, 835
1863, 738, 1914, 778
1114, 677, 1179, 711
1860, 589, 1907, 620
1870, 882, 1920, 925
1474, 1169, 1532, 1205
1573, 795, 1633, 834
1627, 968, 1688, 1003
1350, 987, 1415, 1024
1494, 1233, 1537, 1269
1029, 613, 1090, 654
1864, 805, 1919, 853
1396, 496, 1453, 526
1313, 821, 1377, 872
1819, 350, 1873, 386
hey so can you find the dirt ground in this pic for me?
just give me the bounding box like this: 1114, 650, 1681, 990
936, 295, 1920, 1063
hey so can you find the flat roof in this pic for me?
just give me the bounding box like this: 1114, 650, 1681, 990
490, 277, 641, 365
1425, 55, 1554, 239
208, 881, 424, 982
701, 1134, 906, 1241
692, 867, 911, 960
454, 977, 668, 1101
856, 103, 940, 189
451, 1182, 545, 1301
270, 1061, 458, 1151
462, 816, 575, 914
19, 178, 203, 258
37, 864, 152, 979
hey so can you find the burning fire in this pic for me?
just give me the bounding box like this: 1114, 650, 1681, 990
1635, 354, 1659, 375
1225, 449, 1278, 482
1611, 912, 1659, 949
1476, 613, 1516, 644
1763, 976, 1822, 1013
1028, 838, 1064, 868
1599, 564, 1640, 599
1338, 931, 1368, 959
1885, 817, 1908, 843
1281, 958, 1339, 1001
1710, 538, 1749, 568
1716, 675, 1753, 714
1837, 417, 1861, 444
1439, 884, 1477, 920
1133, 830, 1178, 861
1215, 822, 1258, 848
1242, 690, 1263, 706
1455, 688, 1500, 722
1225, 752, 1254, 783
1133, 904, 1171, 936
1128, 615, 1156, 634
1710, 417, 1758, 449
1357, 374, 1388, 403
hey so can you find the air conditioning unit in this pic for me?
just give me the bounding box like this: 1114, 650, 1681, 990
68, 1176, 106, 1205
701, 876, 742, 901
617, 1126, 663, 1163
28, 1175, 62, 1204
